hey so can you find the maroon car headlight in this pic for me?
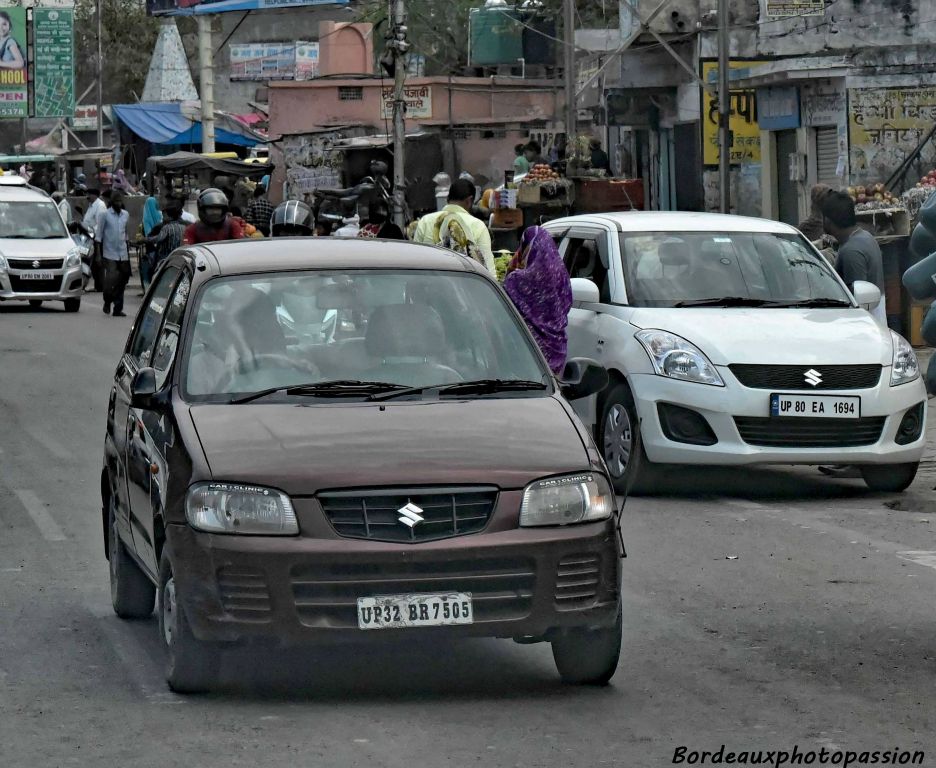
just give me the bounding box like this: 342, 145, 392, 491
185, 482, 299, 535
519, 473, 615, 527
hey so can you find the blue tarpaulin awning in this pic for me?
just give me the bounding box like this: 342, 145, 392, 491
113, 103, 259, 147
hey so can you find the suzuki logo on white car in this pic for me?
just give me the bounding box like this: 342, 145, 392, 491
804, 369, 823, 387
397, 503, 425, 528
31, 260, 39, 269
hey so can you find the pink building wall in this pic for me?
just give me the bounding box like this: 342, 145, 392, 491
317, 22, 374, 76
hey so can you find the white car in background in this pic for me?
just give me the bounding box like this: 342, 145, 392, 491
0, 176, 83, 312
544, 212, 926, 494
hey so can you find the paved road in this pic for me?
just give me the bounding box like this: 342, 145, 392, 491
2, 296, 935, 767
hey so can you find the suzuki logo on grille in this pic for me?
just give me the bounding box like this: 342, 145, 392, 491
397, 502, 425, 528
804, 369, 823, 387
31, 260, 39, 269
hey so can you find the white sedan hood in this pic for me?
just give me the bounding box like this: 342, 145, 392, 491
626, 307, 894, 366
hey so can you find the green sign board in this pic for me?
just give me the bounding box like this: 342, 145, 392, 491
33, 8, 74, 118
0, 5, 29, 118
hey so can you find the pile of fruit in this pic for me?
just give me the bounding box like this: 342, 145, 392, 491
846, 183, 899, 207
915, 170, 936, 189
524, 164, 561, 183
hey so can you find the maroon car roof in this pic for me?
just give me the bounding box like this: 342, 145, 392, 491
190, 237, 487, 277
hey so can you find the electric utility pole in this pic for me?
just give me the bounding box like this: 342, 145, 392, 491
198, 15, 216, 154
717, 0, 730, 213
389, 0, 409, 228
563, 0, 576, 148
96, 0, 103, 147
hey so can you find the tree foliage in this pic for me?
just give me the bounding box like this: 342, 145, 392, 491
355, 0, 619, 75
74, 0, 160, 104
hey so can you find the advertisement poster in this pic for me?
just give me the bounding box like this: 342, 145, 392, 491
294, 41, 319, 81
147, 0, 347, 17
380, 85, 432, 120
848, 86, 936, 184
765, 0, 824, 17
33, 8, 74, 118
0, 5, 28, 118
230, 42, 295, 81
701, 60, 765, 166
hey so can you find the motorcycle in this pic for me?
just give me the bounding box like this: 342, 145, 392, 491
68, 221, 94, 291
313, 160, 404, 230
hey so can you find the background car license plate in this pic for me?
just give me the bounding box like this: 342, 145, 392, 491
21, 272, 54, 280
357, 593, 473, 630
770, 393, 860, 419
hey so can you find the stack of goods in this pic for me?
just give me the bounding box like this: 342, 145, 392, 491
525, 164, 560, 183
847, 183, 900, 211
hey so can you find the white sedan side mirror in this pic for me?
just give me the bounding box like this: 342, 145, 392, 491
571, 277, 600, 304
852, 280, 882, 310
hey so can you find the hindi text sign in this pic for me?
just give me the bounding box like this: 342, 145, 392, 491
380, 85, 432, 120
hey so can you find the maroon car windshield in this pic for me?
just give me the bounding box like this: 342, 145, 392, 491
182, 270, 548, 400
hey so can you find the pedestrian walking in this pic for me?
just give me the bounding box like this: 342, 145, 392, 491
797, 184, 832, 242
144, 197, 186, 273
98, 192, 131, 317
140, 196, 163, 290
183, 189, 245, 245
412, 178, 496, 275
82, 188, 108, 292
503, 226, 573, 374
244, 185, 275, 236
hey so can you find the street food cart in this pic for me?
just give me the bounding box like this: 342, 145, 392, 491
145, 152, 272, 215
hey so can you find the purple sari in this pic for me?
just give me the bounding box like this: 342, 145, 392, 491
504, 226, 573, 374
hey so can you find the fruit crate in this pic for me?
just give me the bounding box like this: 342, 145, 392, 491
855, 207, 911, 239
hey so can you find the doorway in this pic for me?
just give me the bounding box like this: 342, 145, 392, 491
775, 129, 799, 226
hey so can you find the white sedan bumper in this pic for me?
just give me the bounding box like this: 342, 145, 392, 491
630, 368, 927, 466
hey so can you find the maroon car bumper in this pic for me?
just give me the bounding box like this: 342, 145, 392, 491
166, 520, 621, 645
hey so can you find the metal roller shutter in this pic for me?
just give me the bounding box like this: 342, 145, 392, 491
816, 127, 839, 186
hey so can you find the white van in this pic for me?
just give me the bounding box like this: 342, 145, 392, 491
0, 176, 83, 312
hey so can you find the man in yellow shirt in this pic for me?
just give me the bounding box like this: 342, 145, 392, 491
412, 178, 496, 276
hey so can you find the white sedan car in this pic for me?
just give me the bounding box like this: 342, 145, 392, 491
544, 212, 926, 494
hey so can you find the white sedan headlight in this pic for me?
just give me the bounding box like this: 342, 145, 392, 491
890, 330, 920, 386
519, 473, 615, 527
186, 482, 298, 535
65, 248, 81, 269
635, 329, 725, 386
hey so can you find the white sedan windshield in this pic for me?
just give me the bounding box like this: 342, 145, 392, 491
620, 231, 853, 307
183, 270, 547, 399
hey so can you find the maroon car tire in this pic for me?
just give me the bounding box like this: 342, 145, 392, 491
551, 603, 622, 686
158, 546, 220, 694
108, 497, 156, 619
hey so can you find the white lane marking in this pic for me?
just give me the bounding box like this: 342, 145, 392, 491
13, 490, 66, 542
24, 427, 71, 461
897, 551, 936, 570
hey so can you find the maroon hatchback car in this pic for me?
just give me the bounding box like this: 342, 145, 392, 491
102, 238, 623, 692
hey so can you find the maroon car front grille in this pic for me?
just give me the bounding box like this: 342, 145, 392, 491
217, 566, 272, 622
318, 487, 497, 543
291, 557, 536, 628
555, 554, 600, 610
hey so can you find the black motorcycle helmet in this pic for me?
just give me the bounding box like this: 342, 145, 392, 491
271, 200, 315, 237
197, 188, 229, 226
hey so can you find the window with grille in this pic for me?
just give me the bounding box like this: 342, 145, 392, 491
338, 86, 364, 101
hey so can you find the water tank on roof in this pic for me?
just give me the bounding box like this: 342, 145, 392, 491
470, 5, 524, 66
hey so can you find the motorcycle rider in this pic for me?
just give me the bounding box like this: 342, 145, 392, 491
270, 200, 315, 237
182, 188, 245, 245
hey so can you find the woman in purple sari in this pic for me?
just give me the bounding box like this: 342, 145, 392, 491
504, 226, 573, 374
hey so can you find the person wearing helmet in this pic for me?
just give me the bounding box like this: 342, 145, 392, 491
182, 188, 245, 245
271, 200, 315, 237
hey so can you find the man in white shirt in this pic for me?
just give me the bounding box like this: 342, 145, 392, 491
52, 191, 71, 225
82, 189, 108, 292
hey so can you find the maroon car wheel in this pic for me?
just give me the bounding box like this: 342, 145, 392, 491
551, 603, 622, 685
108, 496, 155, 619
158, 547, 220, 694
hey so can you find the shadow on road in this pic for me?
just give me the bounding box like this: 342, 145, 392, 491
633, 465, 881, 502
